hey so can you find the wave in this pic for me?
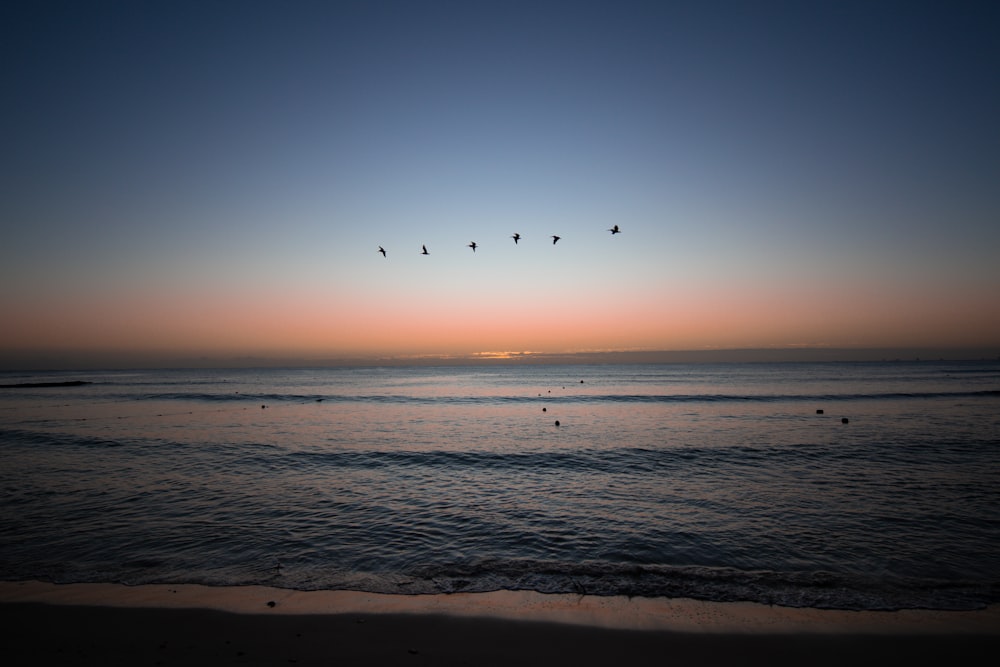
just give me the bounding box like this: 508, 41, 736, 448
381, 559, 1000, 611
241, 439, 985, 479
0, 380, 92, 388
565, 390, 1000, 403
16, 558, 995, 611
112, 389, 1000, 405
5, 425, 978, 471
0, 427, 125, 449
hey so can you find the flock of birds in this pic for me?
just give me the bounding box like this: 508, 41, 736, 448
377, 225, 620, 258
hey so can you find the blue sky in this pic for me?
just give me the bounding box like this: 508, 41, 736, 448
2, 1, 998, 367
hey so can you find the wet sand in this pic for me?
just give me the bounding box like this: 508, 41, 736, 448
2, 581, 998, 665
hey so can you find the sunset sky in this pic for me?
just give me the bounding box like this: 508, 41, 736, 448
2, 1, 998, 368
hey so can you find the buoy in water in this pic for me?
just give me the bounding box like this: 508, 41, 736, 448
841, 417, 849, 424
816, 409, 824, 414
555, 420, 560, 426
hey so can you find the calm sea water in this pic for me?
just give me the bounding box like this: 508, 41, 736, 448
1, 361, 998, 610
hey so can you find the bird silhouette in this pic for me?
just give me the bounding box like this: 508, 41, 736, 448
551, 235, 561, 245
468, 241, 478, 252
421, 244, 429, 255
511, 233, 521, 244
378, 246, 386, 257
608, 225, 621, 235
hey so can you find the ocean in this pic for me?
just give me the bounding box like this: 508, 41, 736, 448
1, 361, 998, 610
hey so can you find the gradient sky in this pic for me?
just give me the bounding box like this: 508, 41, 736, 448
2, 0, 998, 367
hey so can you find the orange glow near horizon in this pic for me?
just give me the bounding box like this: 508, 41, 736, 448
4, 272, 997, 365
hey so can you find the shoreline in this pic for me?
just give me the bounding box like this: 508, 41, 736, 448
3, 580, 998, 634
3, 582, 998, 665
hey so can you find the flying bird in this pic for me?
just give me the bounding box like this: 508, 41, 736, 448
421, 245, 429, 255
468, 241, 478, 252
551, 235, 561, 245
378, 246, 386, 257
608, 225, 621, 235
511, 233, 521, 244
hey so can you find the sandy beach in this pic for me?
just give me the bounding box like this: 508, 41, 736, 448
2, 581, 998, 666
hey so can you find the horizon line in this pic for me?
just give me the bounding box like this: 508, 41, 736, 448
2, 346, 999, 372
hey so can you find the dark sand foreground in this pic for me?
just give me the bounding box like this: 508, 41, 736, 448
2, 582, 998, 666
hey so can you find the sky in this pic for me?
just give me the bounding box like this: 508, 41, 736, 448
2, 0, 998, 368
